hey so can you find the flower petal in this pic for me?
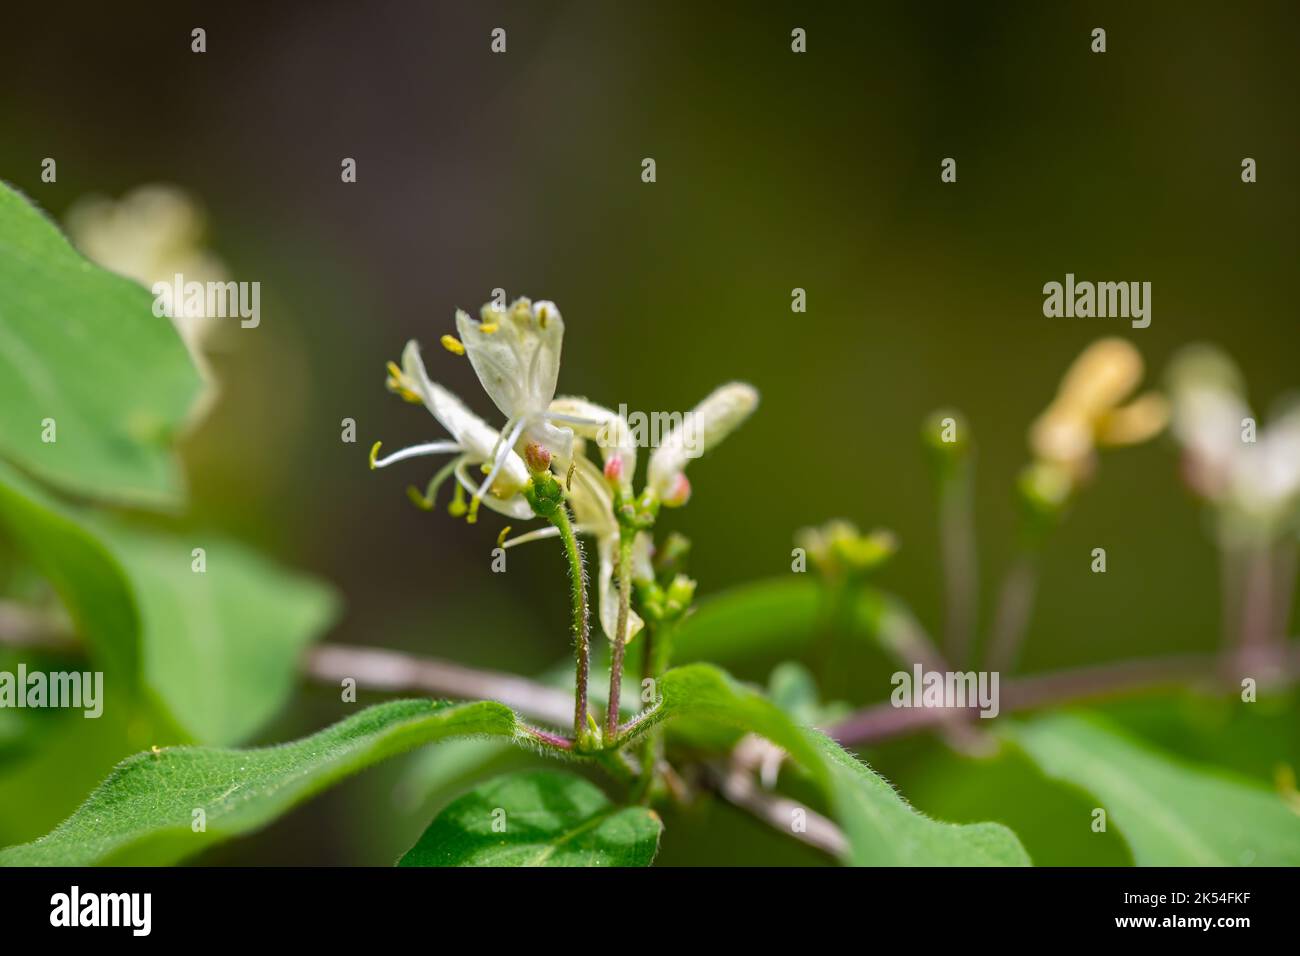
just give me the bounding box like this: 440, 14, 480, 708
549, 396, 638, 482
648, 382, 758, 498
455, 298, 564, 420
401, 340, 530, 494
597, 535, 644, 644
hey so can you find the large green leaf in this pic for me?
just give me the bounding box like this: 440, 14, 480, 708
0, 462, 138, 682
672, 578, 822, 663
0, 183, 200, 507
92, 518, 339, 745
399, 770, 662, 867
1008, 712, 1300, 866
0, 699, 529, 866
0, 460, 338, 744
627, 664, 1029, 865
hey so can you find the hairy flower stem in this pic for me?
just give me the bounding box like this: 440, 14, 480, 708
606, 530, 635, 739
550, 506, 591, 743
631, 622, 661, 803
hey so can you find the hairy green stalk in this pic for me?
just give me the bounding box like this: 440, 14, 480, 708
606, 529, 635, 738
550, 505, 591, 743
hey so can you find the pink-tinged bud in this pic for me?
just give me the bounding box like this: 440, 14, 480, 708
524, 441, 552, 474
603, 454, 624, 484
662, 472, 692, 508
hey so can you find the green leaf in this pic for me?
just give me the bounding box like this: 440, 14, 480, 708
1007, 712, 1300, 866
0, 699, 529, 866
0, 462, 139, 682
673, 578, 823, 663
813, 732, 1031, 866
0, 460, 338, 744
0, 183, 200, 508
91, 518, 339, 745
627, 663, 1029, 865
398, 770, 662, 867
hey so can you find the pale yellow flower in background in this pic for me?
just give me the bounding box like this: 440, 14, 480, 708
794, 519, 897, 578
65, 185, 229, 401
1029, 337, 1168, 483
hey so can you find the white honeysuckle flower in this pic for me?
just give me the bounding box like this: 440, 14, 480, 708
547, 396, 638, 491
449, 297, 602, 516
502, 454, 648, 643
647, 382, 760, 506
1171, 385, 1251, 501
1168, 344, 1300, 530
1232, 406, 1300, 518
372, 340, 533, 520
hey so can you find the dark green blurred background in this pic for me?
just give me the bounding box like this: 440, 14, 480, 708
2, 1, 1296, 864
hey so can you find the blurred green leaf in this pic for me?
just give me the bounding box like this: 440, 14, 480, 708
0, 461, 337, 745
0, 462, 138, 681
0, 183, 199, 508
398, 770, 662, 867
1008, 712, 1300, 866
673, 578, 822, 663
92, 518, 338, 745
814, 731, 1030, 866
395, 738, 515, 812
880, 739, 1133, 866
633, 664, 1029, 865
0, 699, 527, 866
768, 661, 851, 727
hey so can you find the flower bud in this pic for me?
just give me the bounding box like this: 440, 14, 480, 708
603, 453, 624, 485
524, 440, 552, 475
661, 473, 692, 508
665, 573, 697, 613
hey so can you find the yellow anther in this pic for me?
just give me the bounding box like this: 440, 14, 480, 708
385, 361, 422, 403
406, 485, 433, 511
480, 323, 499, 335
466, 495, 481, 525
566, 459, 575, 491
441, 334, 465, 356
448, 481, 468, 518
369, 441, 382, 470
480, 462, 492, 475
497, 526, 512, 547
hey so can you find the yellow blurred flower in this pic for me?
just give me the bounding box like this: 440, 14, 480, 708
65, 184, 228, 416
1029, 337, 1168, 482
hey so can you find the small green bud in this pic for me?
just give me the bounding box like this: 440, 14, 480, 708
1017, 460, 1074, 535
922, 409, 971, 476
523, 471, 564, 518
637, 580, 667, 623
616, 487, 660, 531
664, 574, 697, 614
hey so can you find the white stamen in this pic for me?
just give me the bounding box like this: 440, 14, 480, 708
373, 441, 463, 469
501, 527, 563, 548
473, 416, 528, 507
